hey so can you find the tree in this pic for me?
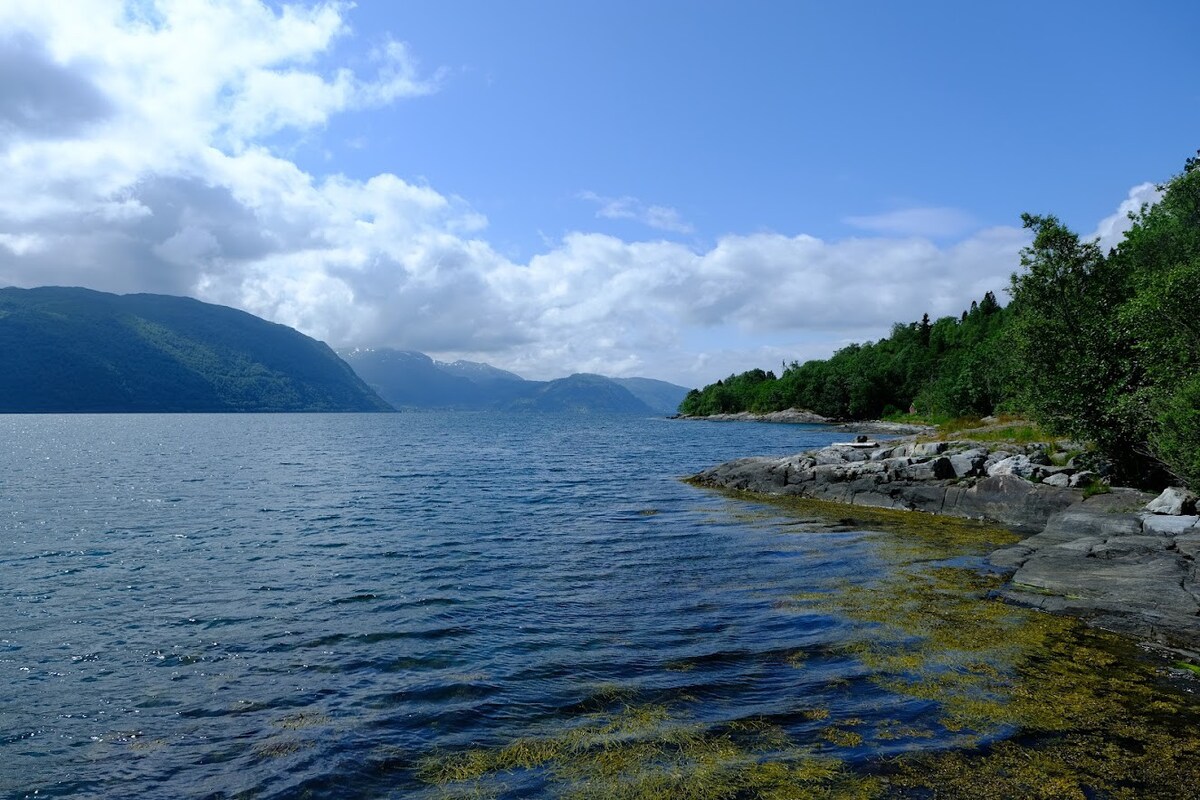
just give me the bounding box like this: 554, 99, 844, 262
1007, 214, 1147, 479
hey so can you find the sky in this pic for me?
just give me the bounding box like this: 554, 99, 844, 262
0, 1, 1197, 388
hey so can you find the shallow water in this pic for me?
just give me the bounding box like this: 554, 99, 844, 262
1, 413, 1196, 799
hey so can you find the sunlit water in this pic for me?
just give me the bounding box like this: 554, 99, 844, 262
1, 413, 1195, 799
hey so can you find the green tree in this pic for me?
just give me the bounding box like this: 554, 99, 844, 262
1006, 214, 1146, 476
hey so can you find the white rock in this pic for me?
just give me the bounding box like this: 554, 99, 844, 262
987, 454, 1036, 479
1145, 487, 1198, 516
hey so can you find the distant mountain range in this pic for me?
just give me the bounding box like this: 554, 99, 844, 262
339, 348, 690, 415
0, 286, 390, 412
0, 286, 691, 414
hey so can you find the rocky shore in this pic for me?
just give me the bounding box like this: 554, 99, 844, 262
691, 438, 1200, 657
677, 408, 934, 435
677, 408, 833, 424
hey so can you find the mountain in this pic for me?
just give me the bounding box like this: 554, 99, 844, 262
501, 373, 651, 413
340, 348, 669, 414
339, 348, 499, 409
436, 359, 524, 384
611, 377, 692, 415
0, 286, 392, 412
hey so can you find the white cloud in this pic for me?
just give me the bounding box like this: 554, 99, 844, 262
0, 1, 1150, 388
579, 191, 695, 234
1091, 181, 1160, 253
844, 206, 978, 238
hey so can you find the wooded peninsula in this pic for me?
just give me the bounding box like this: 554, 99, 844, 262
680, 155, 1200, 492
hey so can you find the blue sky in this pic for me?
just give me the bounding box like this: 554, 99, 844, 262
0, 1, 1197, 386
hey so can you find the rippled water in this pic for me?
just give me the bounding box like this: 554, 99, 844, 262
0, 413, 849, 797
2, 413, 1196, 799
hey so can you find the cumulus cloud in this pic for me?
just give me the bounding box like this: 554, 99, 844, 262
1091, 181, 1160, 253
579, 191, 695, 234
0, 1, 1150, 387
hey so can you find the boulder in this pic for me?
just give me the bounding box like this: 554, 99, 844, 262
1068, 470, 1098, 488
1141, 514, 1199, 536
954, 475, 1077, 533
898, 457, 955, 482
1145, 487, 1198, 516
988, 454, 1037, 479
948, 449, 987, 479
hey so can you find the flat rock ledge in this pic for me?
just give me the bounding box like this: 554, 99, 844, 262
691, 439, 1200, 656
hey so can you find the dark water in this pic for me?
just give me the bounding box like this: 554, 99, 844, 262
0, 413, 1191, 799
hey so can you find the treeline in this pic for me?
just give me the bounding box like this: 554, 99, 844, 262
681, 155, 1200, 489
679, 291, 1010, 421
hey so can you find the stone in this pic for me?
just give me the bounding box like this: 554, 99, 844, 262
954, 475, 1076, 533
1174, 533, 1200, 559
1042, 472, 1071, 487
1141, 514, 1199, 536
948, 450, 987, 479
988, 454, 1037, 479
989, 545, 1034, 569
1068, 470, 1098, 488
897, 457, 955, 482
1145, 486, 1198, 516
1089, 535, 1170, 559
1041, 509, 1143, 540
910, 441, 948, 457
1012, 550, 1195, 614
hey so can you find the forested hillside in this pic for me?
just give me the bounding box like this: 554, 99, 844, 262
680, 291, 1008, 421
0, 287, 392, 412
681, 155, 1200, 488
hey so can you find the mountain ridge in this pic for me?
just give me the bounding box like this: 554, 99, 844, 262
0, 286, 392, 412
339, 348, 690, 414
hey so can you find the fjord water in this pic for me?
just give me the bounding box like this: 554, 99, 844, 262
2, 413, 1193, 798
2, 413, 851, 797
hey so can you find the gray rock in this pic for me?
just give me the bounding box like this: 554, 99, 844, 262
1041, 509, 1143, 540
910, 441, 948, 457
1054, 535, 1105, 553
953, 475, 1077, 533
1068, 470, 1098, 488
988, 455, 1037, 479
898, 457, 955, 482
1141, 514, 1199, 536
948, 450, 987, 479
1089, 535, 1169, 559
1042, 473, 1071, 487
1174, 533, 1200, 559
989, 545, 1034, 569
1145, 486, 1198, 516
1012, 550, 1195, 614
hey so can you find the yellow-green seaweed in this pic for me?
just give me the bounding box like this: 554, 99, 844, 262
415, 489, 1200, 799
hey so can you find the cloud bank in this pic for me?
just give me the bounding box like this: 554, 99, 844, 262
0, 1, 1146, 387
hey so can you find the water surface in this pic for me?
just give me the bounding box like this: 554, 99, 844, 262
1, 413, 1196, 799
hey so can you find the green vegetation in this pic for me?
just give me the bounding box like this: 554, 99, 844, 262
680, 290, 1010, 421
680, 154, 1200, 490
0, 286, 392, 412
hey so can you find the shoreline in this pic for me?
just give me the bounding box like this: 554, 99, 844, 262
689, 437, 1200, 659
675, 408, 934, 435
